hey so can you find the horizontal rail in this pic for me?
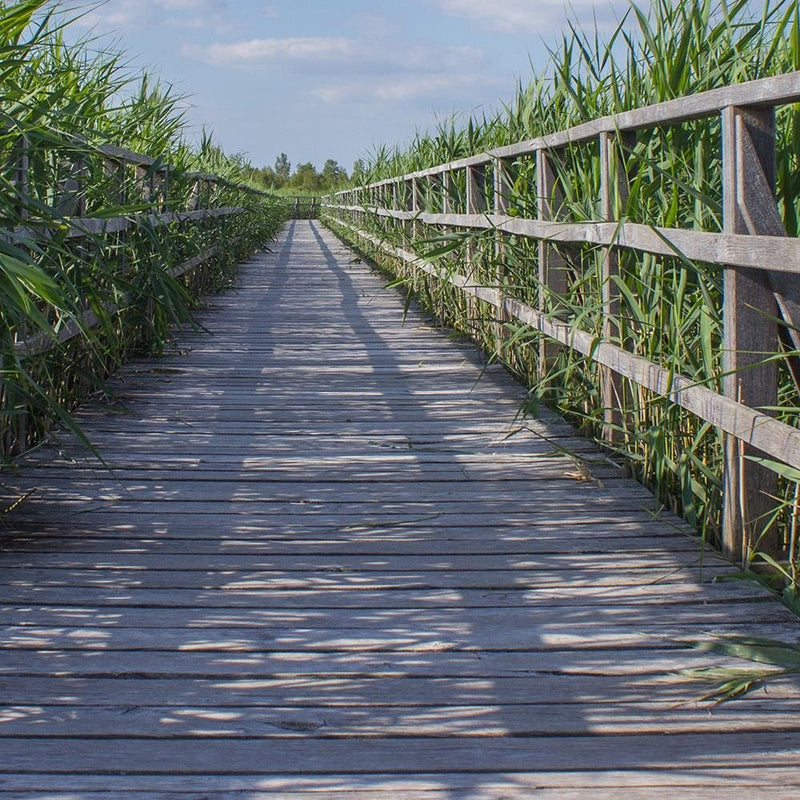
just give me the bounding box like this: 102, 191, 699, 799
11, 207, 245, 243
325, 204, 800, 276
330, 215, 800, 473
14, 245, 225, 359
341, 71, 800, 191
323, 71, 800, 562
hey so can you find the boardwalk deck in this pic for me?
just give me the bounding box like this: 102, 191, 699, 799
0, 219, 799, 797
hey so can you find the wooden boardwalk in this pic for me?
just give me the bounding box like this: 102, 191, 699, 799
0, 219, 799, 797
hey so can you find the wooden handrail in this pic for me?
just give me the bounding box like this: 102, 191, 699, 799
323, 70, 800, 564
333, 71, 800, 191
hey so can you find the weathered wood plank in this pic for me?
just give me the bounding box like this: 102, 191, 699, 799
1, 732, 800, 773
1, 220, 798, 796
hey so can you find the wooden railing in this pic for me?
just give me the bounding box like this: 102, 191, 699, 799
323, 71, 800, 565
6, 139, 269, 358
283, 196, 320, 219
2, 135, 280, 458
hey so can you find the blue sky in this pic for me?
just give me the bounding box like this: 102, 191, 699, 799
68, 0, 632, 174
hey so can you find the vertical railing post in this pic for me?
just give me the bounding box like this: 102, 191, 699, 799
492, 157, 513, 355
720, 105, 781, 564
598, 130, 633, 446
464, 165, 487, 335
410, 177, 420, 241
13, 135, 29, 220
536, 147, 568, 382
466, 165, 486, 218
442, 171, 452, 215
6, 136, 28, 451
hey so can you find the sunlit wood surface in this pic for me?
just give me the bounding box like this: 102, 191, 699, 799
1, 220, 799, 798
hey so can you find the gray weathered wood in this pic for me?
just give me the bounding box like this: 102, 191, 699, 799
720, 106, 780, 563
327, 204, 800, 276
2, 220, 799, 797
340, 71, 800, 188
333, 217, 800, 472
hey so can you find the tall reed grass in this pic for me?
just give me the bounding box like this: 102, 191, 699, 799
325, 0, 800, 599
1, 0, 285, 463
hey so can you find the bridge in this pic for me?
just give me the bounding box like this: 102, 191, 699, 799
1, 75, 800, 796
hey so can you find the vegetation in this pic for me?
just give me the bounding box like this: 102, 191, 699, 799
323, 0, 800, 595
0, 0, 286, 463
249, 154, 360, 193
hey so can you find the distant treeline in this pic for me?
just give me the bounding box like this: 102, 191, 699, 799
246, 154, 364, 193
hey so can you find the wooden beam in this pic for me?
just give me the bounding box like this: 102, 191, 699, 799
721, 106, 781, 565
332, 215, 800, 474
353, 72, 800, 189
492, 158, 513, 355
326, 204, 800, 277
599, 131, 635, 447
536, 149, 568, 381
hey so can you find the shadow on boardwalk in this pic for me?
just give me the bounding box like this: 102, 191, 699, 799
0, 221, 799, 797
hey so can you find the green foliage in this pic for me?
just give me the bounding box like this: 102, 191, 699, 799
0, 0, 286, 464
324, 0, 800, 583
682, 635, 800, 702
248, 155, 349, 192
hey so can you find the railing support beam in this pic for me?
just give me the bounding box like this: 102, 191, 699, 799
721, 105, 780, 565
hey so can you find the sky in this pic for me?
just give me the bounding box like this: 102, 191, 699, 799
65, 0, 633, 174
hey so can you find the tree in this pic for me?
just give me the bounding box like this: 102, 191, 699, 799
321, 159, 347, 189
287, 162, 322, 192
351, 158, 366, 185
274, 153, 291, 186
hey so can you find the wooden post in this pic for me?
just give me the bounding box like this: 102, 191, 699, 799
410, 177, 420, 241
13, 135, 29, 220
442, 171, 452, 214
492, 157, 513, 338
536, 148, 568, 382
598, 130, 634, 446
466, 164, 486, 273
721, 105, 780, 565
465, 166, 487, 333
135, 165, 150, 203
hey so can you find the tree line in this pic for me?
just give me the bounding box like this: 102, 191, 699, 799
247, 154, 365, 193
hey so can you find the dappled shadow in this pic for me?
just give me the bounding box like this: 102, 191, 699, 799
0, 221, 799, 794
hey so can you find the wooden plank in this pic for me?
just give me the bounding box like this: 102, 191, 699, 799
333, 218, 800, 471
2, 220, 799, 795
0, 642, 769, 678
2, 772, 800, 797
1, 732, 800, 774
3, 698, 800, 738
0, 583, 771, 616
4, 620, 798, 653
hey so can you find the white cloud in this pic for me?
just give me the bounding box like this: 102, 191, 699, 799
74, 0, 233, 32
183, 34, 483, 75
433, 0, 626, 34
183, 36, 356, 65
312, 72, 500, 104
